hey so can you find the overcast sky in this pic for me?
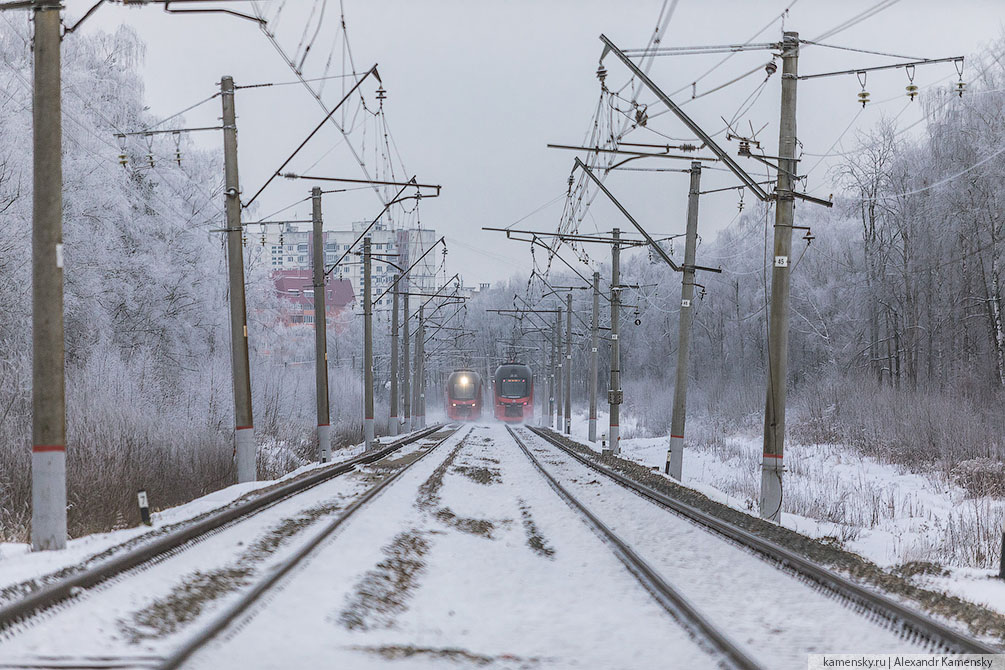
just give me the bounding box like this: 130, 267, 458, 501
82, 0, 1004, 286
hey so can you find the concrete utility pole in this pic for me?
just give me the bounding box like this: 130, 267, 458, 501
761, 31, 799, 522
402, 289, 411, 432
589, 271, 600, 442
363, 238, 375, 448
31, 3, 66, 551
540, 341, 549, 426
549, 322, 557, 428
389, 276, 400, 437
414, 306, 425, 428
221, 76, 255, 483
665, 162, 702, 479
607, 228, 622, 456
565, 292, 572, 435
311, 188, 330, 463
556, 307, 563, 431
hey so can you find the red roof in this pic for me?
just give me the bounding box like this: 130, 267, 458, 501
272, 270, 355, 311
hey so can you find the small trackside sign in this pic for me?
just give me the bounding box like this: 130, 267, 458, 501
774, 255, 789, 268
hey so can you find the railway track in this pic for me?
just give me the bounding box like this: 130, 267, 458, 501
157, 424, 465, 670
506, 426, 762, 670
524, 425, 999, 656
0, 424, 446, 636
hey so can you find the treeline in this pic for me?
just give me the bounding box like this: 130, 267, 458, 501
612, 44, 1005, 473
0, 27, 363, 541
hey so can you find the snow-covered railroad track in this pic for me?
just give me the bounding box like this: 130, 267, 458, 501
0, 425, 454, 667
525, 426, 998, 657
515, 426, 970, 668
156, 425, 464, 670
172, 422, 725, 669
506, 426, 763, 670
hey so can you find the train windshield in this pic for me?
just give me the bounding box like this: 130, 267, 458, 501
449, 374, 478, 400
500, 377, 529, 398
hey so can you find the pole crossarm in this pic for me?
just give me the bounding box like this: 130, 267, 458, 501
547, 144, 718, 163
243, 64, 381, 209
599, 34, 771, 202
573, 157, 681, 272
798, 55, 964, 80
513, 294, 564, 334
323, 178, 416, 278
482, 226, 648, 247
483, 228, 598, 287
115, 125, 221, 138
488, 309, 562, 314
374, 237, 446, 304
282, 175, 442, 197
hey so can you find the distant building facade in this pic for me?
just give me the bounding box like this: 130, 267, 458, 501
272, 270, 355, 327
264, 221, 441, 309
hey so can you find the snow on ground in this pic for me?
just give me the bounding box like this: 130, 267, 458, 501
0, 432, 443, 664
0, 435, 391, 596
563, 408, 1005, 616
187, 423, 719, 669
518, 427, 928, 668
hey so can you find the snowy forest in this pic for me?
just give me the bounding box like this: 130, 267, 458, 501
0, 25, 367, 541
1, 21, 1004, 573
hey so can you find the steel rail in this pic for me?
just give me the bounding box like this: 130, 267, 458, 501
507, 426, 763, 670
158, 425, 466, 670
526, 427, 999, 655
0, 424, 445, 633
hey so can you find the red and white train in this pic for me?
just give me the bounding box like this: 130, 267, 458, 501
493, 363, 534, 423
445, 369, 483, 421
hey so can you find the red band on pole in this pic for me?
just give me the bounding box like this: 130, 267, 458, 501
236, 425, 254, 430
32, 445, 65, 453
317, 423, 330, 427
762, 453, 784, 459
670, 434, 685, 439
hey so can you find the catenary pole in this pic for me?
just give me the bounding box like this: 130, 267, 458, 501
389, 275, 400, 436
565, 292, 572, 434
363, 237, 375, 448
589, 271, 600, 442
540, 337, 549, 426
549, 318, 557, 428
222, 76, 255, 483
666, 162, 702, 478
402, 289, 411, 432
311, 187, 330, 463
607, 228, 622, 455
556, 305, 563, 430
415, 306, 425, 428
31, 1, 66, 551
761, 31, 799, 522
